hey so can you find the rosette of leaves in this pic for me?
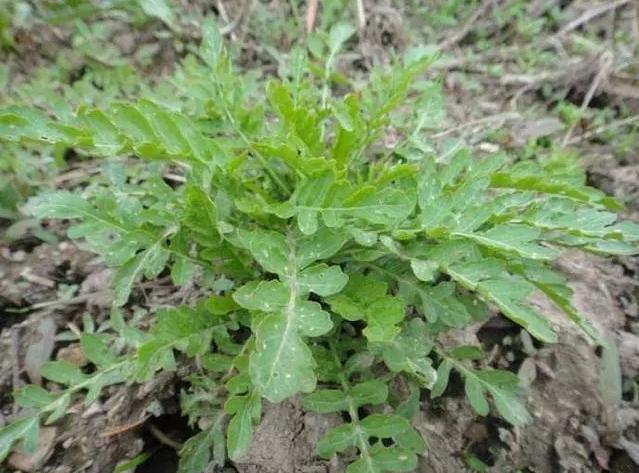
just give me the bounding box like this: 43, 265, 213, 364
0, 19, 637, 471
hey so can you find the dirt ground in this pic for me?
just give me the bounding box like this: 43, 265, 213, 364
1, 1, 639, 472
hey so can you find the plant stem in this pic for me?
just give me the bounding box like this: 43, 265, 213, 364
329, 338, 375, 471
220, 103, 291, 197
213, 75, 291, 197
148, 423, 184, 450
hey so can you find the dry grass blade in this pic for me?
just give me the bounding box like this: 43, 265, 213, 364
567, 114, 639, 145
100, 417, 149, 438
438, 0, 498, 50
558, 0, 631, 36
562, 51, 614, 147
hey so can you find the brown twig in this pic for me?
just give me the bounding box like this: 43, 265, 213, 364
438, 0, 497, 50
4, 290, 112, 313
355, 0, 366, 31
499, 56, 592, 86
558, 0, 631, 36
306, 0, 319, 34
216, 1, 231, 26
430, 111, 522, 139
100, 417, 149, 438
567, 114, 639, 145
66, 322, 82, 338
562, 51, 614, 147
217, 0, 244, 38
19, 268, 55, 287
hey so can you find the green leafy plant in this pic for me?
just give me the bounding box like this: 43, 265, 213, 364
0, 20, 638, 472
0, 0, 189, 233
0, 5, 151, 238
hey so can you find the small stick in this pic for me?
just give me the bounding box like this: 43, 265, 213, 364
355, 0, 366, 31
52, 166, 100, 185
163, 173, 186, 183
438, 0, 497, 50
500, 57, 588, 86
217, 0, 241, 39
20, 268, 55, 288
566, 114, 639, 145
306, 0, 319, 33
5, 290, 112, 313
562, 52, 614, 147
216, 0, 230, 24
66, 322, 83, 338
100, 417, 149, 438
430, 111, 521, 139
558, 0, 631, 36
